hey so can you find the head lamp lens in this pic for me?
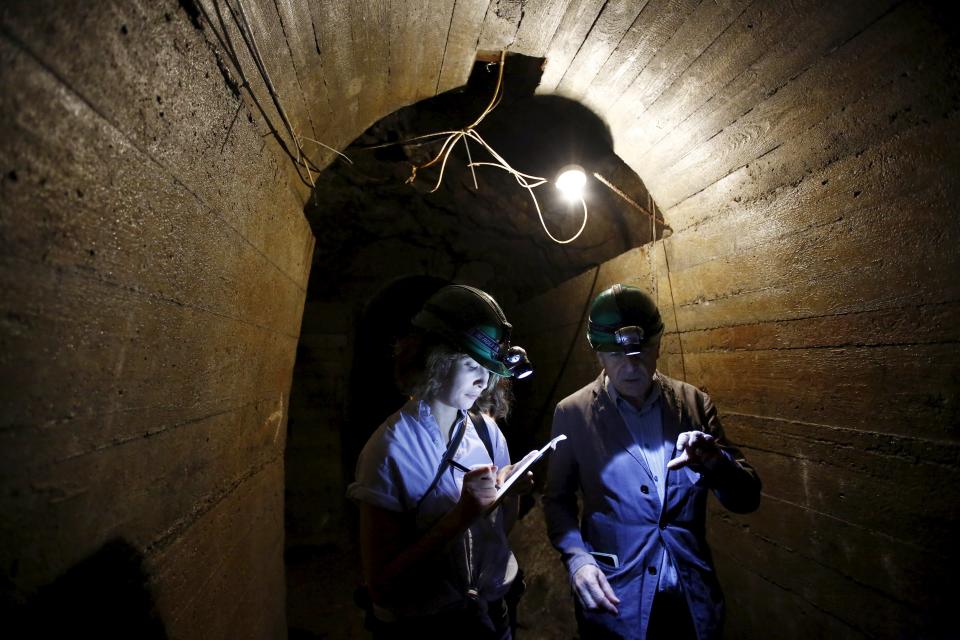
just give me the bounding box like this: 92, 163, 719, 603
500, 346, 533, 379
613, 326, 645, 348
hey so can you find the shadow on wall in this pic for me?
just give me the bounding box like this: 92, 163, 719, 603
343, 275, 449, 491
301, 53, 652, 306
5, 538, 166, 639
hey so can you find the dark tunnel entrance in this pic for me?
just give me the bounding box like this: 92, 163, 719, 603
342, 275, 449, 491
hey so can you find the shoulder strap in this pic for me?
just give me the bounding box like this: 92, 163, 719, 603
416, 417, 469, 512
416, 413, 497, 513
469, 410, 495, 463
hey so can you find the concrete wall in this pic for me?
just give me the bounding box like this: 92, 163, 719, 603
511, 211, 957, 638
639, 3, 960, 637
0, 1, 313, 637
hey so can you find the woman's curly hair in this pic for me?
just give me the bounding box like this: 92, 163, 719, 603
475, 377, 513, 420
394, 331, 507, 414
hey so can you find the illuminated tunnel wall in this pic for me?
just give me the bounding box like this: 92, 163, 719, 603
1, 1, 957, 638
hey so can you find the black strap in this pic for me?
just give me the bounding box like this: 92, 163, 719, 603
415, 412, 497, 512
416, 416, 469, 511
468, 410, 495, 462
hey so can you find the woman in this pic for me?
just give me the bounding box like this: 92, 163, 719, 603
347, 284, 534, 639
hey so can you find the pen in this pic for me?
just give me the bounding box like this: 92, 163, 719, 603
449, 459, 472, 473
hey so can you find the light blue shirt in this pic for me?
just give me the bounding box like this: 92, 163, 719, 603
605, 374, 681, 594
347, 398, 518, 616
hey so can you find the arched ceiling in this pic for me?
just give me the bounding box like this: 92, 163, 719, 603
180, 0, 959, 313
183, 0, 722, 303
303, 54, 663, 303
181, 0, 954, 232
185, 0, 759, 214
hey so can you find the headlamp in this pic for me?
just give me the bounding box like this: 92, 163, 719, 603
501, 346, 533, 379
614, 325, 645, 356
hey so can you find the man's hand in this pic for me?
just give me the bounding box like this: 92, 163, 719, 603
667, 430, 722, 471
572, 564, 620, 615
455, 465, 498, 522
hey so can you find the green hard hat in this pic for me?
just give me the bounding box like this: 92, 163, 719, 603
412, 285, 530, 378
587, 284, 664, 353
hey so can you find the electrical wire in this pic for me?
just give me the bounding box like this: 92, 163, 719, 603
204, 9, 590, 239
593, 172, 671, 234
386, 51, 588, 245
233, 0, 351, 191
465, 130, 588, 244
654, 189, 687, 381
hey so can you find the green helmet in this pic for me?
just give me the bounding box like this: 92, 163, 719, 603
412, 285, 533, 379
587, 284, 664, 354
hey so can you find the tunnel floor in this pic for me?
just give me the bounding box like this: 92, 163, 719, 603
286, 541, 366, 639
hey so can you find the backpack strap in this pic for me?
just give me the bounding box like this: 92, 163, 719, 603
416, 412, 497, 512
416, 416, 469, 512
468, 410, 496, 463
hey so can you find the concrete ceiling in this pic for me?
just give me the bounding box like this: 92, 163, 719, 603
188, 0, 943, 231
186, 0, 766, 214
179, 0, 959, 312
303, 53, 663, 303
182, 0, 729, 303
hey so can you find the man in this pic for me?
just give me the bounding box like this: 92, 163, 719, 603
543, 284, 761, 640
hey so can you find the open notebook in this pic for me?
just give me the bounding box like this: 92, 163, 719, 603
486, 434, 567, 512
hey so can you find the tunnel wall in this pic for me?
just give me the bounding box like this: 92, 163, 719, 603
0, 2, 314, 636
512, 215, 957, 639
2, 1, 957, 638
641, 3, 960, 637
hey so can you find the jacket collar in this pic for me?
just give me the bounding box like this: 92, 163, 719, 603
589, 371, 686, 483
604, 373, 662, 416
589, 372, 656, 482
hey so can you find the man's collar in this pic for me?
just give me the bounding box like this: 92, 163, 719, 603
604, 372, 662, 414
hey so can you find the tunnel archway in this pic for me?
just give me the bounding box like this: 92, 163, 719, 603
283, 53, 663, 554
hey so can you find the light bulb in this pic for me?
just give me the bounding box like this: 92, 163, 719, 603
555, 166, 586, 201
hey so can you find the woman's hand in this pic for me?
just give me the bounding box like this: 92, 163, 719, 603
496, 464, 534, 496
455, 464, 498, 522
361, 465, 498, 604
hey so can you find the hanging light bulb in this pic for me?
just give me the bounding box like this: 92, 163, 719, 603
555, 165, 587, 201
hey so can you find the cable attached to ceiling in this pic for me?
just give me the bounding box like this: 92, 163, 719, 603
368, 51, 589, 245
651, 188, 687, 381
593, 172, 672, 236
231, 0, 352, 191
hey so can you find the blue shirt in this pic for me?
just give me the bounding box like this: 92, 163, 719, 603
606, 374, 681, 594
545, 372, 762, 639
